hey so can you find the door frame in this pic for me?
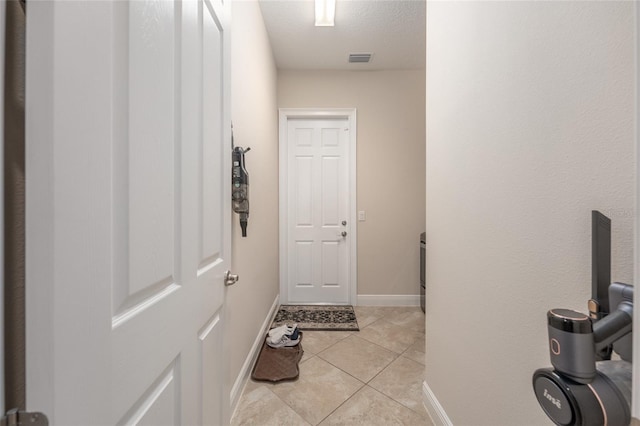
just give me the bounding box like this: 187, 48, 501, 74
0, 0, 5, 414
278, 108, 357, 305
633, 0, 639, 419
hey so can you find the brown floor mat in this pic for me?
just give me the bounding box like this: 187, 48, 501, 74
251, 332, 304, 383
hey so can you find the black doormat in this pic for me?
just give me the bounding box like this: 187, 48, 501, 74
271, 305, 359, 331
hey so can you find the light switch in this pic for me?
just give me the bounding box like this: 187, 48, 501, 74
358, 211, 366, 221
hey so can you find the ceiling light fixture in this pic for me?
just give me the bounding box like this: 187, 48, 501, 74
315, 0, 336, 27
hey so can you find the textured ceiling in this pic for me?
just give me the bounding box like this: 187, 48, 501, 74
258, 0, 426, 70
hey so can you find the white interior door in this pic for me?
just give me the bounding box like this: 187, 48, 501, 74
286, 118, 351, 304
25, 0, 231, 424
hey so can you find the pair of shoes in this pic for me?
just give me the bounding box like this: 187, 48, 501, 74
267, 323, 298, 343
268, 323, 297, 338
266, 324, 300, 348
267, 331, 300, 348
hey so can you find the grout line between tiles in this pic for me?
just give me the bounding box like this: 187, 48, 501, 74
315, 382, 366, 425
315, 350, 394, 386
356, 330, 423, 356
367, 356, 430, 420
260, 381, 313, 425
302, 330, 354, 356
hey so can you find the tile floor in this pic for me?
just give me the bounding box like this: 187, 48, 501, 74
231, 306, 434, 426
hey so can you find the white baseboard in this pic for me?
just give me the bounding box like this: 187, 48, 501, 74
229, 294, 280, 415
357, 294, 421, 306
423, 380, 453, 426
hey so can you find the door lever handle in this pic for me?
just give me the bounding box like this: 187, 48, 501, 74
224, 270, 239, 286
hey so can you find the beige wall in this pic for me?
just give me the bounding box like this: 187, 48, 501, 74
425, 1, 635, 425
278, 70, 426, 299
226, 0, 279, 408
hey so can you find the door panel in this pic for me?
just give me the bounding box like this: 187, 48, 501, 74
199, 313, 223, 426
287, 118, 350, 303
112, 0, 180, 321
321, 157, 340, 225
201, 0, 224, 268
321, 242, 340, 286
119, 361, 180, 426
25, 0, 231, 424
295, 157, 314, 225
127, 0, 178, 295
295, 241, 313, 287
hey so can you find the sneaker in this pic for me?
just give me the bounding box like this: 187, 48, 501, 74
266, 332, 300, 348
268, 323, 297, 337
289, 328, 300, 341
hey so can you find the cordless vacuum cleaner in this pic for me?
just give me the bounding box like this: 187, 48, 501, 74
232, 146, 250, 237
532, 282, 632, 425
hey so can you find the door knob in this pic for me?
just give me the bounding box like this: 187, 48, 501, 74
224, 270, 239, 286
342, 220, 347, 226
341, 231, 347, 237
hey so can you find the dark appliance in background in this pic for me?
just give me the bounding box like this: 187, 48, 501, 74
420, 232, 426, 313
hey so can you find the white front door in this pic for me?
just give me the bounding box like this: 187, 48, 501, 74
25, 0, 231, 424
285, 117, 352, 304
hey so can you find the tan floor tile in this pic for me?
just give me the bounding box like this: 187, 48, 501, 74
353, 306, 386, 328
299, 330, 352, 355
358, 318, 422, 354
243, 378, 274, 394
231, 385, 311, 426
270, 357, 364, 425
319, 386, 431, 426
381, 307, 426, 333
300, 350, 314, 364
318, 335, 397, 382
369, 356, 428, 418
402, 336, 425, 365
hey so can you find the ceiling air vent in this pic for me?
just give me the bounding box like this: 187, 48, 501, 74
348, 53, 372, 63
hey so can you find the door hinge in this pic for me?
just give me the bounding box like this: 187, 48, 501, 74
1, 409, 48, 426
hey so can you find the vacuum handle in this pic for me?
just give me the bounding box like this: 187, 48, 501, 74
594, 301, 633, 350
